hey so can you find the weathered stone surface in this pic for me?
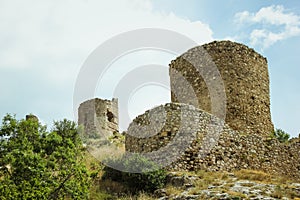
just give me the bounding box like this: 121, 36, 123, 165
78, 98, 119, 137
156, 171, 300, 199
169, 40, 274, 136
77, 41, 299, 181
126, 103, 300, 180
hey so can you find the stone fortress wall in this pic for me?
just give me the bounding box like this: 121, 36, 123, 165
125, 103, 300, 180
79, 41, 300, 180
125, 41, 299, 180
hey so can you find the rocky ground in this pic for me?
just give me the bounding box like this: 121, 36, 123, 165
154, 170, 300, 200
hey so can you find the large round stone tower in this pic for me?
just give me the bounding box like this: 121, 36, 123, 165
169, 40, 274, 135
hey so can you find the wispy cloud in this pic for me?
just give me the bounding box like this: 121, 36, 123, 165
235, 5, 300, 49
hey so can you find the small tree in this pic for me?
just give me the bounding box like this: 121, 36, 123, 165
271, 128, 290, 143
0, 114, 91, 200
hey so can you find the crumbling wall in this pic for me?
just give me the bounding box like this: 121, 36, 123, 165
78, 98, 119, 137
169, 40, 274, 136
126, 103, 300, 180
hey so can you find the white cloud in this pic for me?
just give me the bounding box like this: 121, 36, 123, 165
0, 0, 213, 80
235, 5, 300, 49
0, 0, 213, 126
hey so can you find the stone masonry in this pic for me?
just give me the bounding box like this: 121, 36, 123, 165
78, 41, 299, 180
126, 103, 300, 180
78, 98, 119, 138
124, 41, 299, 180
169, 41, 274, 136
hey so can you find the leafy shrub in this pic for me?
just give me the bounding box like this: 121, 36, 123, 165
102, 154, 166, 193
0, 114, 91, 200
271, 128, 290, 143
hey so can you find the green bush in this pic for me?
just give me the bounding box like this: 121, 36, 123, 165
271, 128, 290, 143
0, 114, 91, 200
103, 154, 166, 193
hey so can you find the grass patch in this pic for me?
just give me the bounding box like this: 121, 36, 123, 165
234, 169, 272, 182
227, 191, 247, 199
234, 169, 294, 186
188, 170, 228, 195
165, 185, 184, 196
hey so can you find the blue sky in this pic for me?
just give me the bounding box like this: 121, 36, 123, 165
0, 0, 299, 137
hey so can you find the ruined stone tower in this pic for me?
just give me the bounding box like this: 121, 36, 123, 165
169, 41, 274, 135
78, 98, 119, 137
76, 41, 299, 180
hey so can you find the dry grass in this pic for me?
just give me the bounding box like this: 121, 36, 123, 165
188, 170, 228, 195
234, 169, 272, 182
88, 144, 125, 162
273, 175, 290, 185
234, 169, 294, 188
227, 190, 247, 198
165, 185, 184, 196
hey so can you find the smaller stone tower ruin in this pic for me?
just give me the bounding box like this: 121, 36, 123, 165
78, 98, 119, 137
